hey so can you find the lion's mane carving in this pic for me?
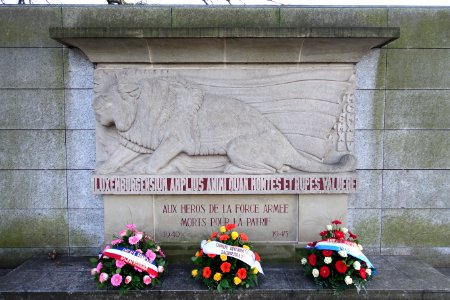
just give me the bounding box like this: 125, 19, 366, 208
93, 72, 356, 175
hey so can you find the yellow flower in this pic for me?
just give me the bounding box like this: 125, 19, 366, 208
233, 276, 242, 285
191, 269, 198, 277
252, 268, 258, 275
220, 254, 227, 261
213, 272, 222, 282
207, 239, 211, 243
231, 231, 239, 240
220, 226, 226, 233
242, 245, 250, 250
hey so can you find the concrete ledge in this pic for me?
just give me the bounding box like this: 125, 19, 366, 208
0, 256, 449, 299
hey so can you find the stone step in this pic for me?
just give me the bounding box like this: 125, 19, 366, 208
0, 255, 449, 299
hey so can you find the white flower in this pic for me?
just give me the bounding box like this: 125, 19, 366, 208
90, 268, 97, 276
301, 258, 307, 265
353, 261, 361, 270
341, 227, 348, 234
366, 268, 372, 276
312, 269, 319, 278
338, 250, 348, 258
157, 265, 164, 273
344, 275, 353, 285
358, 244, 364, 251
125, 275, 132, 284
324, 257, 332, 264
326, 224, 333, 231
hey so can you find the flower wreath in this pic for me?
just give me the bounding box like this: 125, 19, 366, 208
301, 220, 376, 294
191, 224, 263, 292
90, 224, 167, 294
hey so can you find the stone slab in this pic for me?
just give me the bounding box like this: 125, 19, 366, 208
0, 48, 63, 89
355, 130, 383, 170
384, 130, 450, 169
68, 170, 102, 209
65, 89, 95, 130
0, 130, 66, 170
66, 130, 95, 170
348, 209, 381, 247
386, 49, 450, 89
0, 248, 69, 269
69, 209, 103, 248
0, 170, 66, 209
348, 170, 382, 209
383, 170, 450, 209
0, 89, 64, 130
355, 90, 385, 130
356, 49, 386, 90
385, 90, 450, 129
381, 247, 450, 267
0, 256, 449, 299
63, 48, 94, 89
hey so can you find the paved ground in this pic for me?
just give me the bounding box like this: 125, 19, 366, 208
0, 256, 449, 299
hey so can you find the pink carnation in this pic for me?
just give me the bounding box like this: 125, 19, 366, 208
136, 249, 143, 254
143, 275, 151, 285
99, 272, 108, 283
96, 262, 103, 274
135, 232, 144, 240
119, 230, 127, 236
111, 238, 122, 245
115, 259, 126, 268
128, 235, 141, 245
111, 274, 122, 287
145, 250, 156, 262
126, 224, 136, 229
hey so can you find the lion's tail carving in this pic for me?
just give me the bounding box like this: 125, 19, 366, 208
288, 153, 357, 173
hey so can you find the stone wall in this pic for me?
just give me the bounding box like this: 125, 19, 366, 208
0, 5, 448, 267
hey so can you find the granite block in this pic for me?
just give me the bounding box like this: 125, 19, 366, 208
348, 208, 381, 247
386, 49, 450, 89
67, 170, 102, 209
0, 48, 63, 89
0, 170, 66, 209
383, 170, 450, 209
348, 170, 382, 209
65, 89, 95, 130
0, 209, 68, 248
0, 248, 68, 269
0, 130, 66, 169
64, 48, 94, 89
384, 130, 450, 169
356, 49, 386, 90
0, 89, 64, 130
66, 130, 95, 170
355, 89, 385, 130
382, 209, 450, 247
388, 8, 450, 48
381, 247, 450, 266
280, 7, 388, 27
385, 90, 450, 129
0, 6, 62, 47
172, 7, 279, 28
355, 130, 383, 170
69, 209, 104, 248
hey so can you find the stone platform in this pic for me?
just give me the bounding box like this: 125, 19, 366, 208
0, 256, 449, 300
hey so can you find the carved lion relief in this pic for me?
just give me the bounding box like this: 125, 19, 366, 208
93, 67, 357, 175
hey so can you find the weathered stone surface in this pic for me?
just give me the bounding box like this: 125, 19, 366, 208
382, 209, 450, 248
387, 49, 450, 89
383, 170, 450, 209
0, 89, 64, 130
62, 6, 171, 28
280, 7, 388, 27
226, 38, 300, 63
66, 130, 95, 169
68, 170, 102, 209
65, 89, 95, 130
348, 208, 381, 247
172, 7, 279, 27
385, 90, 450, 129
69, 209, 103, 247
381, 247, 450, 266
0, 209, 68, 247
0, 170, 66, 209
0, 6, 62, 47
69, 247, 99, 257
356, 49, 386, 90
355, 90, 385, 130
0, 130, 66, 169
0, 48, 63, 89
64, 48, 93, 89
384, 130, 450, 169
388, 8, 450, 48
348, 170, 382, 209
0, 248, 68, 268
355, 130, 383, 169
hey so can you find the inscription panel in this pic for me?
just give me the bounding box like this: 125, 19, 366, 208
153, 195, 298, 243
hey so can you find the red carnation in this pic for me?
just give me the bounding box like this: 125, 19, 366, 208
320, 266, 330, 278
207, 253, 216, 258
331, 220, 342, 225
334, 230, 345, 239
322, 250, 333, 257
237, 268, 247, 280
308, 253, 317, 266
335, 260, 347, 273
255, 252, 261, 262
219, 234, 229, 241
225, 224, 235, 231
220, 262, 231, 273
349, 231, 358, 239
240, 233, 248, 242
319, 230, 328, 237
211, 232, 218, 239
359, 268, 367, 279
202, 267, 211, 278
307, 241, 317, 247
